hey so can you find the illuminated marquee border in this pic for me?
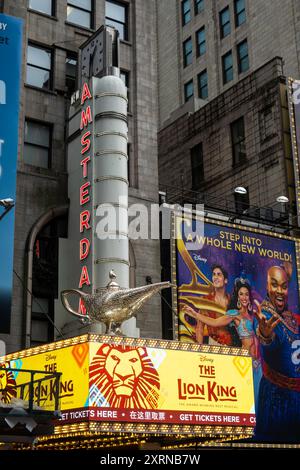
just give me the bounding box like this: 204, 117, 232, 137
1, 331, 250, 362
171, 211, 300, 341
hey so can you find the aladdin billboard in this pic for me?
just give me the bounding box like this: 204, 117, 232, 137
1, 335, 254, 431
0, 14, 23, 333
174, 214, 300, 442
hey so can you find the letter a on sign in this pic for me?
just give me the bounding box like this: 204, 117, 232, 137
81, 82, 92, 105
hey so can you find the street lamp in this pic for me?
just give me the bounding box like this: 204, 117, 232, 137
276, 196, 289, 203
234, 186, 247, 194
0, 198, 15, 222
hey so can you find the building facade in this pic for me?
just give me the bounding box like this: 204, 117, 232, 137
157, 0, 300, 127
0, 0, 161, 353
158, 57, 296, 219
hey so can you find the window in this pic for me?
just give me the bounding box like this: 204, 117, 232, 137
196, 27, 206, 56
234, 0, 246, 27
31, 298, 53, 345
219, 6, 231, 38
67, 0, 93, 29
28, 0, 54, 16
194, 0, 204, 15
222, 50, 233, 84
237, 39, 249, 73
66, 52, 77, 97
198, 69, 208, 99
24, 120, 51, 168
105, 0, 128, 41
120, 70, 130, 110
191, 143, 204, 189
231, 117, 246, 165
184, 79, 194, 102
234, 189, 249, 214
26, 44, 52, 90
182, 0, 191, 25
183, 37, 193, 67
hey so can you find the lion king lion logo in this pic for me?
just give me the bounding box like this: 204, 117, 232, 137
0, 362, 17, 404
89, 344, 160, 409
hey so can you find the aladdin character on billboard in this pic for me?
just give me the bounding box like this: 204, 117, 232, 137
254, 264, 300, 440
183, 264, 241, 346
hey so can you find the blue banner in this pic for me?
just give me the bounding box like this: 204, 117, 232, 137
0, 14, 23, 333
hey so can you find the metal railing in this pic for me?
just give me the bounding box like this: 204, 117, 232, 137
159, 184, 297, 231
0, 367, 61, 414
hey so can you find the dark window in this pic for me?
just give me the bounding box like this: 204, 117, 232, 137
198, 69, 208, 99
26, 44, 52, 90
183, 37, 193, 67
24, 120, 51, 168
105, 0, 128, 41
182, 0, 191, 25
196, 27, 206, 56
184, 80, 194, 102
234, 0, 246, 27
234, 189, 249, 214
67, 0, 93, 29
28, 0, 54, 16
66, 52, 77, 97
31, 298, 53, 345
31, 216, 67, 346
194, 0, 204, 15
231, 117, 246, 165
120, 70, 130, 110
219, 6, 231, 38
237, 39, 249, 73
222, 50, 233, 84
191, 143, 204, 189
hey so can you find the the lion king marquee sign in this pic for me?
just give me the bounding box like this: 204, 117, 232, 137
1, 335, 255, 429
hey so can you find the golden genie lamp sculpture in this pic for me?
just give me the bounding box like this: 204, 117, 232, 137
61, 271, 173, 335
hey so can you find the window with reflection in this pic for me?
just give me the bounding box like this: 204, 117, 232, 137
120, 69, 130, 110
67, 0, 93, 29
182, 0, 191, 25
184, 79, 194, 102
105, 0, 128, 41
220, 6, 231, 39
28, 0, 54, 16
222, 50, 233, 84
24, 120, 51, 168
237, 39, 249, 73
198, 69, 208, 99
196, 27, 206, 56
26, 44, 52, 90
66, 52, 78, 97
183, 37, 193, 67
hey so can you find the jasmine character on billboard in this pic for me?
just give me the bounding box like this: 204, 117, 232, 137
254, 265, 300, 440
184, 277, 262, 401
184, 278, 259, 358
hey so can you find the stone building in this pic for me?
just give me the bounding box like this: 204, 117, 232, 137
158, 57, 295, 217
0, 0, 161, 352
157, 0, 300, 127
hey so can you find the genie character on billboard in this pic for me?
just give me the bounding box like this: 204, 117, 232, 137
0, 14, 23, 333
176, 216, 300, 442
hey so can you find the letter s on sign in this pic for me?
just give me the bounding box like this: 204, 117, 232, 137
291, 340, 300, 365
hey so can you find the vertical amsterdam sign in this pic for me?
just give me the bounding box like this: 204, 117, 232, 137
0, 14, 23, 333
